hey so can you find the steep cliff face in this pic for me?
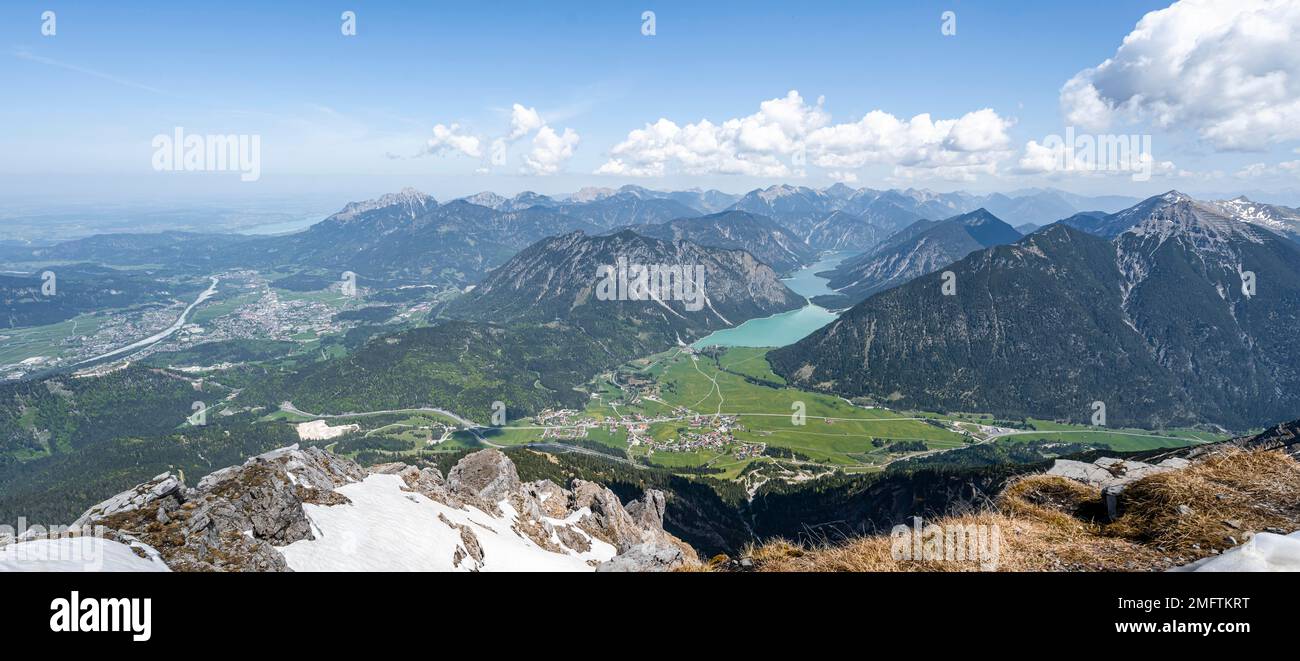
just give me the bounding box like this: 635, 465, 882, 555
4, 446, 698, 572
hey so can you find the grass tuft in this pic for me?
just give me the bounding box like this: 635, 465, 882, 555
709, 448, 1299, 572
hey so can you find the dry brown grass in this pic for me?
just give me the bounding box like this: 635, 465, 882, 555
745, 513, 1001, 572
708, 448, 1300, 573
740, 511, 1165, 572
1107, 448, 1300, 553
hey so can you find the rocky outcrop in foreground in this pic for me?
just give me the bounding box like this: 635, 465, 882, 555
19, 446, 698, 572
1046, 456, 1191, 520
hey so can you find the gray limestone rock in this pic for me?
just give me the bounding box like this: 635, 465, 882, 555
447, 449, 521, 504
596, 543, 688, 572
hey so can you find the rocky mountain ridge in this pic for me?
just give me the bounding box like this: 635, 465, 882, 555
613, 210, 818, 274
817, 208, 1022, 306
771, 192, 1300, 429
445, 229, 804, 354
5, 446, 698, 572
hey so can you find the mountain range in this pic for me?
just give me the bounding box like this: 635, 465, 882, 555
770, 191, 1300, 429
444, 229, 804, 356
5, 183, 1300, 574
815, 209, 1023, 307
727, 184, 1137, 248
1204, 197, 1300, 244
612, 210, 817, 274
0, 185, 1162, 291
273, 191, 603, 284
1060, 192, 1300, 246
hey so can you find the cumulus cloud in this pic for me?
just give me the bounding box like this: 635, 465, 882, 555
1059, 0, 1300, 150
524, 126, 580, 175
596, 90, 1013, 180
488, 104, 549, 166
1060, 76, 1116, 132
422, 103, 578, 174
1016, 134, 1176, 182
826, 171, 858, 183
425, 123, 482, 158
1016, 140, 1065, 175
496, 103, 580, 174
806, 107, 1013, 173
596, 112, 799, 178
506, 103, 544, 141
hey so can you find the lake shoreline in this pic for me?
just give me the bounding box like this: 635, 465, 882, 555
693, 251, 858, 349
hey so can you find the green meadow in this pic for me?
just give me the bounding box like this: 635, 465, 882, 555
262, 345, 1229, 479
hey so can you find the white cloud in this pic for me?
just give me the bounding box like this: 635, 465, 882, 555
597, 90, 1013, 179
1059, 0, 1300, 150
506, 104, 544, 141
1059, 76, 1115, 132
1236, 162, 1269, 179
891, 162, 1000, 183
826, 171, 858, 183
1016, 140, 1064, 175
806, 108, 1013, 170
1235, 160, 1300, 178
422, 102, 577, 171
485, 104, 543, 166
594, 156, 664, 178
1016, 135, 1176, 181
426, 123, 482, 158
523, 126, 580, 175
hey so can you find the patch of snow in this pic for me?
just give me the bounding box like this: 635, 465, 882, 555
277, 474, 615, 572
0, 537, 171, 572
1209, 198, 1300, 238
1172, 531, 1300, 572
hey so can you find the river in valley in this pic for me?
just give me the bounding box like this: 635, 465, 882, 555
693, 251, 856, 349
74, 276, 221, 366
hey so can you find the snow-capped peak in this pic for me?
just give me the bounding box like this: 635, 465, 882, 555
1124, 198, 1269, 251
1207, 197, 1300, 239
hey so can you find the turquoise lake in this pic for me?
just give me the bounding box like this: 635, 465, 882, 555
693, 251, 856, 349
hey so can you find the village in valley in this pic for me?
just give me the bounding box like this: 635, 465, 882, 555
535, 406, 767, 460
278, 344, 1159, 483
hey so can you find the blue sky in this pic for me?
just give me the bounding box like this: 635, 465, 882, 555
3, 0, 1300, 206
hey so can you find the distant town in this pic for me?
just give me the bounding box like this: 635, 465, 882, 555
0, 270, 424, 381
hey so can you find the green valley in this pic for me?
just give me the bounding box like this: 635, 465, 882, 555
400, 345, 1221, 483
